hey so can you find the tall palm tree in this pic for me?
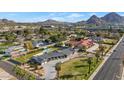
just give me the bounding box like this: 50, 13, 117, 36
87, 57, 92, 74
95, 50, 100, 64
122, 58, 124, 66
99, 45, 105, 56
55, 63, 61, 79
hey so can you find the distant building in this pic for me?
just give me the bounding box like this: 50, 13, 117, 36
30, 48, 75, 65
42, 25, 55, 28
32, 40, 54, 48
5, 45, 27, 58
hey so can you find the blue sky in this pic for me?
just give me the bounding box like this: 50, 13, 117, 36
0, 12, 124, 23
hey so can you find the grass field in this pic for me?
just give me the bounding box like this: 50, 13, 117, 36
103, 44, 112, 54
59, 57, 101, 80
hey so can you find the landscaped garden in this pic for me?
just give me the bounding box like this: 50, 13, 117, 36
59, 56, 102, 80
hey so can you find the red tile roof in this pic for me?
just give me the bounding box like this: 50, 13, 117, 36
68, 39, 94, 48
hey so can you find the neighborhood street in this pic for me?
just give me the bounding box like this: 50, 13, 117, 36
0, 61, 18, 79
93, 36, 124, 80
0, 67, 16, 80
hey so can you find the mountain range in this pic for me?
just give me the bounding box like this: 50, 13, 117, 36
0, 12, 124, 26
76, 12, 124, 26
36, 12, 124, 26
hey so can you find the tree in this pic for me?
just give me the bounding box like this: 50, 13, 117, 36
23, 28, 32, 40
38, 27, 48, 38
99, 45, 105, 56
54, 42, 64, 47
28, 74, 36, 80
78, 46, 86, 52
55, 63, 61, 79
5, 32, 16, 42
95, 50, 100, 64
87, 57, 92, 73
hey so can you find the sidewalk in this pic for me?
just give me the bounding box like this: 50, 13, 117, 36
89, 36, 124, 80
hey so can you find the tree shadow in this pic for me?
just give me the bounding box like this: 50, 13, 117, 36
75, 65, 88, 68
60, 74, 74, 79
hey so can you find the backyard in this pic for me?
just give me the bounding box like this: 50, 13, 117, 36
14, 49, 43, 63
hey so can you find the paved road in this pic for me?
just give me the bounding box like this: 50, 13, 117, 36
0, 61, 18, 79
0, 68, 17, 80
93, 37, 124, 80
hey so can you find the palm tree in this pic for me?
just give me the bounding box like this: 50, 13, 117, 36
87, 57, 92, 74
55, 63, 61, 79
99, 45, 105, 56
122, 58, 124, 66
95, 50, 100, 64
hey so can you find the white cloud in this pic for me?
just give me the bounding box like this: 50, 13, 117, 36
52, 17, 65, 21
67, 13, 84, 18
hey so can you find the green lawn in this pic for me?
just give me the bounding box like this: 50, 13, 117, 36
14, 49, 42, 63
0, 42, 15, 47
47, 46, 59, 51
59, 57, 101, 80
103, 45, 112, 54
103, 39, 117, 45
0, 42, 15, 52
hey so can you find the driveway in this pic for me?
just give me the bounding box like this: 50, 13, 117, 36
42, 60, 61, 80
42, 53, 79, 80
87, 43, 99, 53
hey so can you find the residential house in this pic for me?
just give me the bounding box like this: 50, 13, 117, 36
30, 48, 75, 65
5, 45, 27, 58
32, 40, 54, 48
67, 39, 94, 48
